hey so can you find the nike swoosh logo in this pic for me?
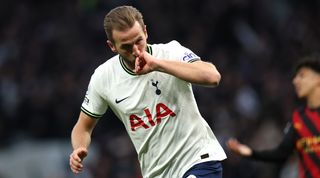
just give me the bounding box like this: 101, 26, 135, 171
115, 97, 129, 104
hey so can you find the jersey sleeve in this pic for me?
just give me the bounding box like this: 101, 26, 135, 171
81, 68, 108, 119
166, 40, 201, 63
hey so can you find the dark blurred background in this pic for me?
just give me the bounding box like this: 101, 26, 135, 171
0, 0, 319, 178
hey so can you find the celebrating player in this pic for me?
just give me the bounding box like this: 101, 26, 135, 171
69, 5, 226, 178
227, 54, 320, 178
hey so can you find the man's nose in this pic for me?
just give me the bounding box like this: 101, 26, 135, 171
132, 45, 140, 57
292, 76, 300, 86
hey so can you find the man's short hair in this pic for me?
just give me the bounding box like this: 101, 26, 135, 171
295, 53, 320, 74
104, 6, 145, 43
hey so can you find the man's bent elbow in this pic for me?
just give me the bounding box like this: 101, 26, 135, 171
206, 63, 221, 87
201, 70, 221, 87
209, 71, 221, 87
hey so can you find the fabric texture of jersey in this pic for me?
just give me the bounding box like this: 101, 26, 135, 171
81, 40, 226, 178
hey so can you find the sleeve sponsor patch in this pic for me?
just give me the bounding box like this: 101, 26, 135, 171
182, 52, 200, 61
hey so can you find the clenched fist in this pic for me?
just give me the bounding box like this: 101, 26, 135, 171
69, 147, 88, 173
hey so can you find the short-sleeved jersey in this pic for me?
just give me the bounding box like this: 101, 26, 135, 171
81, 40, 226, 178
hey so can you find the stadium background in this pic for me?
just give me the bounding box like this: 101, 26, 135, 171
0, 0, 319, 177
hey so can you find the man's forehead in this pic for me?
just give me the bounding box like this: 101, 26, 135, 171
113, 22, 144, 44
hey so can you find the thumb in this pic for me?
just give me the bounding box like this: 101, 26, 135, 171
75, 147, 88, 161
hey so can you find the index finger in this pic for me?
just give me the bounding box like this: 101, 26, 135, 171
71, 154, 80, 163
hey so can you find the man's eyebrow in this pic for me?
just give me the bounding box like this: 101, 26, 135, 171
120, 43, 132, 47
119, 43, 133, 50
120, 36, 143, 47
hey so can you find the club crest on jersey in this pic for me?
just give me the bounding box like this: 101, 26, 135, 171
151, 79, 161, 95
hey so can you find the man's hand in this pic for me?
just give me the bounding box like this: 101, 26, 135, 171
226, 138, 253, 156
134, 51, 155, 75
69, 147, 88, 173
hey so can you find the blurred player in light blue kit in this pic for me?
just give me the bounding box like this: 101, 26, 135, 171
69, 5, 226, 178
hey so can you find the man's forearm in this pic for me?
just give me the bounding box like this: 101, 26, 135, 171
71, 127, 92, 150
154, 60, 221, 87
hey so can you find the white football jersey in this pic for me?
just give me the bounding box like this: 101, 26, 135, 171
81, 40, 226, 178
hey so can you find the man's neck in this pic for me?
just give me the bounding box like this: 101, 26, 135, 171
124, 58, 135, 71
119, 55, 135, 71
307, 88, 320, 108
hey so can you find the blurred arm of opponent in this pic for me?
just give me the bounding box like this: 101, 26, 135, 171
227, 126, 296, 162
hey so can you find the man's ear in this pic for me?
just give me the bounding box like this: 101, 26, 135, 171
107, 40, 117, 52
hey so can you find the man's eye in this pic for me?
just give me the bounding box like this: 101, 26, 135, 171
122, 45, 132, 50
136, 39, 142, 44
